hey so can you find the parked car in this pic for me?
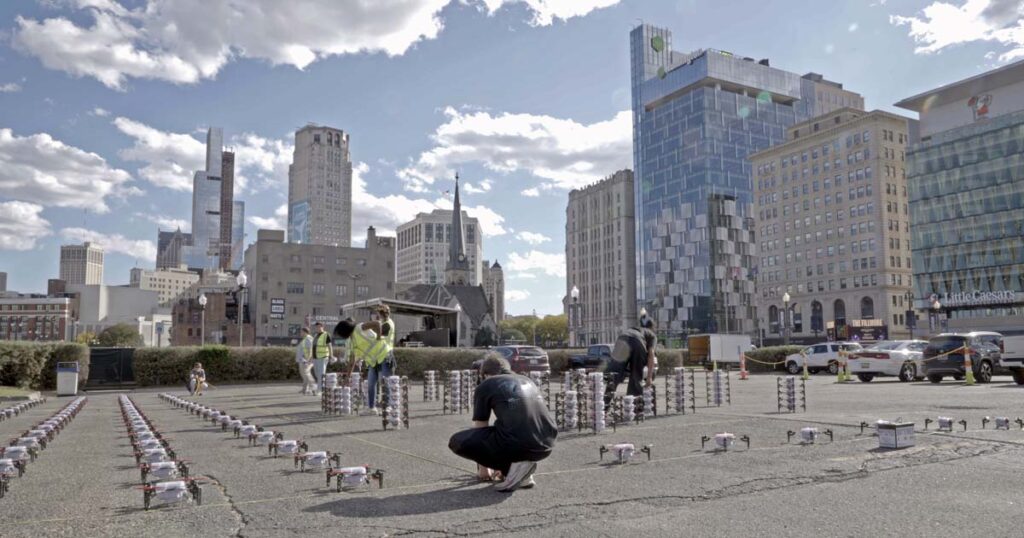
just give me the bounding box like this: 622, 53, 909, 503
784, 342, 864, 375
568, 344, 613, 371
921, 332, 1003, 383
998, 335, 1024, 384
472, 345, 550, 375
848, 340, 929, 382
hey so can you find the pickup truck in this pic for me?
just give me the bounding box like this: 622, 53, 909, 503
567, 344, 613, 371
998, 335, 1024, 384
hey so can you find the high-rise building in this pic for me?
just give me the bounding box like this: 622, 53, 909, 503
396, 210, 483, 286
751, 109, 914, 344
181, 128, 245, 271
629, 24, 863, 335
156, 228, 192, 269
243, 227, 395, 344
565, 170, 637, 345
0, 272, 6, 293
896, 59, 1024, 334
481, 260, 505, 323
129, 264, 201, 307
59, 242, 104, 285
288, 125, 353, 246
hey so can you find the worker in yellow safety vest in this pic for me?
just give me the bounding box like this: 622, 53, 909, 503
310, 322, 334, 396
334, 316, 394, 416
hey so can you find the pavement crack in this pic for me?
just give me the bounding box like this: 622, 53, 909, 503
204, 473, 250, 537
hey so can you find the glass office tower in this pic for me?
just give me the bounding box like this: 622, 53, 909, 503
629, 24, 862, 336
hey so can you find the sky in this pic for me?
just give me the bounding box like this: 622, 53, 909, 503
1, 0, 1023, 316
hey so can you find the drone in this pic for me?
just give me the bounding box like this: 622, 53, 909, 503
269, 439, 306, 458
235, 424, 260, 439
294, 450, 341, 472
598, 443, 653, 464
1, 445, 36, 464
787, 427, 834, 444
11, 436, 44, 452
140, 460, 191, 484
250, 430, 283, 448
138, 478, 204, 510
701, 433, 751, 452
0, 458, 26, 478
325, 465, 385, 492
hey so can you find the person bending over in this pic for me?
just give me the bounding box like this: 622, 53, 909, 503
604, 317, 657, 409
333, 317, 392, 416
448, 354, 557, 492
189, 362, 207, 396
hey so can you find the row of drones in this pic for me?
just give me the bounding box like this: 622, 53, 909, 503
0, 397, 87, 498
157, 393, 384, 501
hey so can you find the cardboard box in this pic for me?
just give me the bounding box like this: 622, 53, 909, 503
877, 422, 915, 449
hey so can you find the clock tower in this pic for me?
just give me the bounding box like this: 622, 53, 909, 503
445, 174, 473, 286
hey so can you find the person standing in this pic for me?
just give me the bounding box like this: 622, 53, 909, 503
189, 362, 207, 396
333, 317, 392, 415
311, 322, 333, 396
604, 317, 657, 409
448, 354, 557, 492
295, 327, 316, 395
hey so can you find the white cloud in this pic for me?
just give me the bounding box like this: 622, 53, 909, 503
248, 203, 288, 230
0, 202, 51, 251
0, 82, 22, 93
507, 250, 565, 277
0, 128, 134, 212
848, 22, 859, 32
398, 107, 632, 192
521, 187, 540, 197
114, 117, 292, 192
135, 213, 189, 231
511, 272, 537, 279
479, 0, 621, 25
464, 205, 507, 236
59, 227, 156, 260
516, 231, 550, 245
14, 1, 618, 89
89, 107, 110, 117
891, 0, 1024, 61
505, 289, 530, 302
462, 178, 493, 194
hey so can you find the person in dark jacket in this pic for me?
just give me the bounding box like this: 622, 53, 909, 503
604, 317, 657, 408
448, 354, 557, 492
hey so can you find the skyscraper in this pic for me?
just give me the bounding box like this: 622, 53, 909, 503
482, 260, 505, 323
59, 242, 103, 285
629, 24, 862, 335
156, 228, 192, 269
180, 128, 245, 271
288, 125, 353, 246
395, 209, 483, 286
565, 169, 637, 346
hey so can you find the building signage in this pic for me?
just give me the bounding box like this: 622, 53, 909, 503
967, 94, 992, 121
929, 291, 1017, 308
270, 298, 285, 319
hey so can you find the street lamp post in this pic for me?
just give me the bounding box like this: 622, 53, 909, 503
905, 291, 915, 339
782, 292, 791, 345
454, 303, 462, 347
198, 293, 208, 346
570, 285, 580, 348
931, 298, 942, 335
349, 273, 364, 312
236, 269, 248, 347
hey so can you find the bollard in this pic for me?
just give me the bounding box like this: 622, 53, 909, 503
962, 346, 976, 385
739, 353, 749, 381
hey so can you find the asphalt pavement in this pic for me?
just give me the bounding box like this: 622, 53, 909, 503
3, 372, 1024, 537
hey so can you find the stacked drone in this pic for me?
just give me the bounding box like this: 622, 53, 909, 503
158, 393, 385, 493
1, 397, 86, 499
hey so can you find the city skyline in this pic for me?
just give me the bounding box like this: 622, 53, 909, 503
0, 0, 1021, 316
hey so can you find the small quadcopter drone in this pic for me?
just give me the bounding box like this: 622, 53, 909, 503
598, 443, 653, 464
140, 460, 191, 484
294, 450, 341, 472
269, 439, 306, 458
138, 478, 205, 510
325, 465, 385, 492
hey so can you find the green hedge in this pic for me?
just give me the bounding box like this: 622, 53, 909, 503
0, 342, 89, 389
133, 346, 297, 387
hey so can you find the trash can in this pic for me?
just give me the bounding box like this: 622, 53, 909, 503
56, 361, 80, 396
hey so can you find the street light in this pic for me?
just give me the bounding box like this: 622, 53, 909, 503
570, 285, 579, 347
198, 293, 208, 346
904, 291, 915, 339
782, 292, 791, 345
454, 303, 462, 347
236, 269, 247, 347
931, 298, 942, 334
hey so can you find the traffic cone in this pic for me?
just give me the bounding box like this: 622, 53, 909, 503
801, 352, 810, 381
963, 346, 976, 385
739, 353, 749, 380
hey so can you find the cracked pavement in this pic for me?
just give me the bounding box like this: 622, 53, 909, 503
3, 374, 1024, 537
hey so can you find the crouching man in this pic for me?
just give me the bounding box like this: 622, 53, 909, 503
448, 354, 557, 492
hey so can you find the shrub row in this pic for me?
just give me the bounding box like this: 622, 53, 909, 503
0, 342, 89, 389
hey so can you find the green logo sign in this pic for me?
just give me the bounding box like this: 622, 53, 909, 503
651, 36, 665, 52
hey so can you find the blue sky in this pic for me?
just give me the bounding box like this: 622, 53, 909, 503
1, 0, 1022, 315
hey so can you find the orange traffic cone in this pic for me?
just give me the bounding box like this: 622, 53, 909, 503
739, 353, 749, 380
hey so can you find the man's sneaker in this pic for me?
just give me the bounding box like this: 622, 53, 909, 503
359, 407, 379, 416
519, 475, 536, 489
495, 461, 536, 492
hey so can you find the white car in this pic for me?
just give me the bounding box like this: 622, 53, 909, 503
785, 342, 863, 375
848, 340, 929, 382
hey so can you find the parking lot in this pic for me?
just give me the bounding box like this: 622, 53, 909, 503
3, 373, 1024, 537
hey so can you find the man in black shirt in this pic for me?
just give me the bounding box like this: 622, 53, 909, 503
604, 318, 657, 408
448, 355, 557, 492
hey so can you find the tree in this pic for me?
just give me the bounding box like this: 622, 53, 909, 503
500, 328, 527, 344
75, 331, 98, 346
535, 314, 568, 347
474, 326, 497, 347
502, 316, 539, 343
97, 324, 143, 347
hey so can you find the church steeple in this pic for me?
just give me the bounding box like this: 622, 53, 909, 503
445, 173, 471, 285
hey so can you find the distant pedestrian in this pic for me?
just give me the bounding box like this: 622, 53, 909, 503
296, 327, 316, 395
449, 354, 557, 492
333, 317, 392, 416
189, 362, 207, 396
311, 322, 333, 396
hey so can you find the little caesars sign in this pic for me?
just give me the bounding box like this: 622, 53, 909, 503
931, 291, 1017, 308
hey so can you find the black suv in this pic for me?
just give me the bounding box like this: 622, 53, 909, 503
921, 332, 1003, 383
567, 344, 613, 371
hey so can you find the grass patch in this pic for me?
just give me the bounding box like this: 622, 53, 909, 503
0, 385, 35, 398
